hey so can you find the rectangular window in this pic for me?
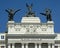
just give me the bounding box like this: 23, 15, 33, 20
1, 46, 4, 48
1, 35, 4, 39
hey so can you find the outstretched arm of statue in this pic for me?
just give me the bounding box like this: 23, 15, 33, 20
5, 9, 10, 14
14, 9, 21, 15
40, 13, 46, 16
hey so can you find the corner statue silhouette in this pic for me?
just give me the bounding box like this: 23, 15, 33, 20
5, 9, 21, 21
40, 8, 52, 21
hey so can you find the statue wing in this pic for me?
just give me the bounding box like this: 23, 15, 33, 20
40, 13, 46, 16
14, 9, 21, 15
26, 3, 29, 7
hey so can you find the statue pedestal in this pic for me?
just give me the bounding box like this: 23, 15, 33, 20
8, 21, 15, 23
47, 21, 54, 23
21, 17, 41, 23
8, 21, 15, 27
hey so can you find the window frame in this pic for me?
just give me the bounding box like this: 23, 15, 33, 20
1, 35, 4, 39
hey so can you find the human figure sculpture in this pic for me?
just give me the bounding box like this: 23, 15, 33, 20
5, 9, 21, 21
26, 3, 35, 17
26, 3, 33, 13
40, 8, 52, 21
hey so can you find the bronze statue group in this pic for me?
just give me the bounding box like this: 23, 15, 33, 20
5, 3, 52, 22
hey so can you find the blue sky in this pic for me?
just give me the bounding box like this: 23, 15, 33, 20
0, 0, 60, 33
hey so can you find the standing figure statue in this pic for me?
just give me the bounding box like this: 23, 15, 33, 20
26, 3, 33, 15
5, 9, 21, 21
40, 8, 52, 21
26, 3, 35, 17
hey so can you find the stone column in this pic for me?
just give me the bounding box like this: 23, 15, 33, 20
39, 43, 41, 48
52, 44, 54, 48
8, 44, 11, 48
48, 44, 51, 48
12, 44, 15, 48
35, 43, 37, 48
26, 43, 28, 48
22, 43, 24, 48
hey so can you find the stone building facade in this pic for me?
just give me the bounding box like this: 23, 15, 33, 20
0, 7, 60, 48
